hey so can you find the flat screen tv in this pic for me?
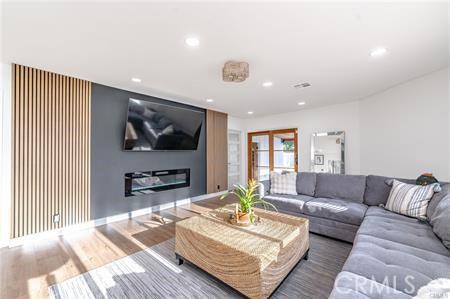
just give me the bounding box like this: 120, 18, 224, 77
123, 98, 203, 151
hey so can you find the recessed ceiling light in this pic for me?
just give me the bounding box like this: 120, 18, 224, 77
206, 98, 214, 103
298, 101, 306, 106
370, 47, 387, 57
131, 78, 141, 83
247, 111, 254, 115
185, 37, 200, 47
262, 81, 273, 87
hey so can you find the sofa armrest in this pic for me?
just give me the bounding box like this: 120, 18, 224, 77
257, 180, 270, 198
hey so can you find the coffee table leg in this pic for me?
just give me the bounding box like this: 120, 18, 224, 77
175, 253, 184, 265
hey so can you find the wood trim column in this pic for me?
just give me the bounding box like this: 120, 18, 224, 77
206, 110, 228, 193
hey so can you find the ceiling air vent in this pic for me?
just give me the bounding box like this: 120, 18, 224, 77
294, 82, 311, 89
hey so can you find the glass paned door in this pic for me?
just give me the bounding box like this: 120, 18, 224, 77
248, 129, 298, 181
273, 132, 296, 174
249, 134, 270, 181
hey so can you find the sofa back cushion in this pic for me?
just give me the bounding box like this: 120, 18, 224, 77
364, 175, 416, 206
315, 173, 366, 203
296, 172, 316, 196
430, 194, 450, 249
427, 183, 450, 222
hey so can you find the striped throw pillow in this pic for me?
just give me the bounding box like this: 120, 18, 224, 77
385, 179, 441, 220
270, 172, 297, 195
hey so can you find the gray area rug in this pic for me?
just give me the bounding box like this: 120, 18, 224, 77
49, 234, 351, 299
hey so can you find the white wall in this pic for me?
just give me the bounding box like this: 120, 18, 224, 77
0, 63, 12, 246
360, 67, 449, 180
240, 101, 361, 180
237, 67, 449, 182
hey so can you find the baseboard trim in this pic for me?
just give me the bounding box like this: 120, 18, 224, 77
5, 191, 226, 248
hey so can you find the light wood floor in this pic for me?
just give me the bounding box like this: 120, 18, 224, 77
0, 195, 352, 299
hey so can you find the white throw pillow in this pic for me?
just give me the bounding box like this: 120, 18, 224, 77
385, 179, 441, 220
270, 172, 297, 195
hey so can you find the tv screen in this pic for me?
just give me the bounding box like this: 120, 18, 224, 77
123, 98, 203, 151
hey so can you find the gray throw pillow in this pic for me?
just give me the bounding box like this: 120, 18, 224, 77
430, 195, 450, 249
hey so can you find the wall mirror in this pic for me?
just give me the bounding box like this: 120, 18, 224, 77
310, 131, 345, 174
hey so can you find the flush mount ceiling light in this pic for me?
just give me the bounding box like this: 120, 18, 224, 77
185, 37, 200, 47
298, 101, 306, 106
206, 98, 214, 103
223, 61, 249, 82
262, 81, 273, 87
370, 47, 387, 57
247, 111, 254, 115
131, 78, 141, 83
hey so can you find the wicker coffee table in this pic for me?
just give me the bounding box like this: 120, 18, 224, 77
175, 205, 309, 298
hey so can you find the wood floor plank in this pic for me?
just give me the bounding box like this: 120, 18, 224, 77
0, 196, 351, 299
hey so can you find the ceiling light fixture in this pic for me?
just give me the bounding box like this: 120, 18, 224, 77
185, 37, 200, 47
247, 111, 254, 115
131, 78, 141, 83
223, 61, 249, 82
262, 81, 273, 87
206, 98, 214, 103
298, 101, 306, 106
370, 47, 387, 57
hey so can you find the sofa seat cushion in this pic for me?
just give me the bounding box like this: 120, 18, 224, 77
263, 194, 314, 214
315, 173, 366, 203
342, 234, 450, 296
330, 271, 412, 299
300, 213, 360, 243
303, 198, 368, 226
358, 210, 450, 256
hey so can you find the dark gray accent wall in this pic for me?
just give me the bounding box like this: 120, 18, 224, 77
91, 83, 206, 219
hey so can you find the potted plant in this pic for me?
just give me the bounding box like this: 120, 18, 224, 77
221, 179, 277, 225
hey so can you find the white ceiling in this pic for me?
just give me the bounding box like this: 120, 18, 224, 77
2, 1, 448, 118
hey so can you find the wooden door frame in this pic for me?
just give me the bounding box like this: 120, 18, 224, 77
247, 128, 298, 181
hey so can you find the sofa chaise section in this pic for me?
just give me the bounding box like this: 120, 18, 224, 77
330, 207, 450, 298
360, 207, 450, 256
258, 172, 450, 298
263, 193, 314, 215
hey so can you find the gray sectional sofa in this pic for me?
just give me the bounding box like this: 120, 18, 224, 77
259, 172, 450, 298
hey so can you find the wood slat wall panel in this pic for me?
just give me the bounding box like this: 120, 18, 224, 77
11, 64, 91, 238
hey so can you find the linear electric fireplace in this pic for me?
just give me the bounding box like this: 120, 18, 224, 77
125, 168, 190, 197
